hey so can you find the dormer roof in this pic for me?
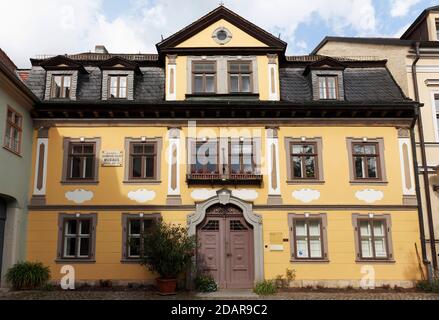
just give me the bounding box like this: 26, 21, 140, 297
39, 55, 88, 73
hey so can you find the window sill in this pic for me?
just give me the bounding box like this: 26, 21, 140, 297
123, 180, 161, 184
61, 180, 99, 185
120, 259, 142, 264
55, 259, 96, 264
3, 146, 22, 157
349, 180, 388, 185
287, 180, 325, 185
290, 259, 330, 263
355, 259, 395, 264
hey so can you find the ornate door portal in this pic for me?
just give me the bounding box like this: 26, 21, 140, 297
197, 204, 254, 289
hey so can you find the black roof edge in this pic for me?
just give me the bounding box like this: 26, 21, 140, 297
401, 5, 439, 39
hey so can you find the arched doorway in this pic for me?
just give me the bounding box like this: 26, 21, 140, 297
187, 189, 263, 289
197, 204, 254, 289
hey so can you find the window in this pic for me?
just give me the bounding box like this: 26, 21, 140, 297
436, 19, 439, 40
352, 214, 393, 261
285, 138, 324, 182
435, 94, 439, 140
129, 142, 157, 180
57, 214, 97, 261
192, 140, 218, 174
288, 214, 328, 262
3, 107, 22, 155
67, 142, 96, 180
108, 75, 127, 99
51, 75, 71, 99
352, 142, 380, 180
318, 76, 338, 100
228, 62, 252, 93
192, 62, 216, 94
230, 139, 255, 174
122, 214, 161, 261
290, 142, 318, 179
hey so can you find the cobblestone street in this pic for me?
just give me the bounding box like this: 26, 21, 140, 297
0, 289, 438, 300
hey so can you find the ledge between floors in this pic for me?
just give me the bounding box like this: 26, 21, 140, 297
27, 204, 418, 211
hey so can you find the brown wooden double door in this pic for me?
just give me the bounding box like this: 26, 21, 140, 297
197, 204, 254, 289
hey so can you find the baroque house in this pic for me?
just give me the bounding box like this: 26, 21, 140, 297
22, 6, 423, 288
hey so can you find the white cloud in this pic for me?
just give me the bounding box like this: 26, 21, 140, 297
0, 0, 380, 67
390, 0, 421, 17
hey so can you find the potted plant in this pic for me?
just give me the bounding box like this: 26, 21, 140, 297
141, 221, 196, 294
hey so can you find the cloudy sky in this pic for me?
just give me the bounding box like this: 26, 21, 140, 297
0, 0, 436, 67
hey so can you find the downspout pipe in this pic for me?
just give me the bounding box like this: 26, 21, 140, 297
412, 41, 438, 270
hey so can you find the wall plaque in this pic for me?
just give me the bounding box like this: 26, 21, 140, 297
101, 150, 123, 167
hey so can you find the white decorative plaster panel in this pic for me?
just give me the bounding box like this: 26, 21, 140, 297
355, 189, 384, 204
292, 189, 320, 203
65, 189, 94, 204
232, 189, 258, 201
191, 189, 218, 201
128, 189, 156, 203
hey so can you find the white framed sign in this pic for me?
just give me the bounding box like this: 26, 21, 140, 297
101, 150, 123, 167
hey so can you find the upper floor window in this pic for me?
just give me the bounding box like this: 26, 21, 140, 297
192, 140, 218, 174
318, 75, 338, 100
290, 142, 318, 180
352, 142, 380, 180
436, 19, 439, 40
285, 137, 324, 183
228, 61, 252, 93
67, 142, 96, 180
3, 107, 22, 155
109, 75, 128, 99
192, 62, 216, 94
230, 140, 254, 174
129, 142, 157, 180
51, 75, 71, 99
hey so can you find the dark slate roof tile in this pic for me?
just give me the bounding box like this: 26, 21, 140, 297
25, 67, 46, 99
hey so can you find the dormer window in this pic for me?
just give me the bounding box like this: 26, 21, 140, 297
318, 75, 338, 100
109, 75, 128, 99
229, 61, 252, 93
51, 75, 72, 99
192, 61, 216, 94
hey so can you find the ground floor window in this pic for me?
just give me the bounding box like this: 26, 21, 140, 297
121, 213, 161, 261
352, 214, 393, 261
288, 213, 328, 261
57, 213, 97, 261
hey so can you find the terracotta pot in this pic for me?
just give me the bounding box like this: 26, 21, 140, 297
156, 278, 177, 295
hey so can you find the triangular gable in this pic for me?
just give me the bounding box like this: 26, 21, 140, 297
40, 55, 87, 73
98, 56, 141, 73
303, 56, 347, 75
157, 6, 286, 51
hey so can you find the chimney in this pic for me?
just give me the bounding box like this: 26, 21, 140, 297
95, 45, 108, 54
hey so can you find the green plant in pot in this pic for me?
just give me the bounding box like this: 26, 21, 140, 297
141, 221, 196, 294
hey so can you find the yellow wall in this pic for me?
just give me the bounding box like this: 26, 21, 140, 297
26, 124, 421, 283
27, 209, 421, 282
30, 126, 406, 207
176, 19, 268, 48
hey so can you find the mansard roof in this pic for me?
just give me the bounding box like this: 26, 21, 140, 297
156, 5, 287, 54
